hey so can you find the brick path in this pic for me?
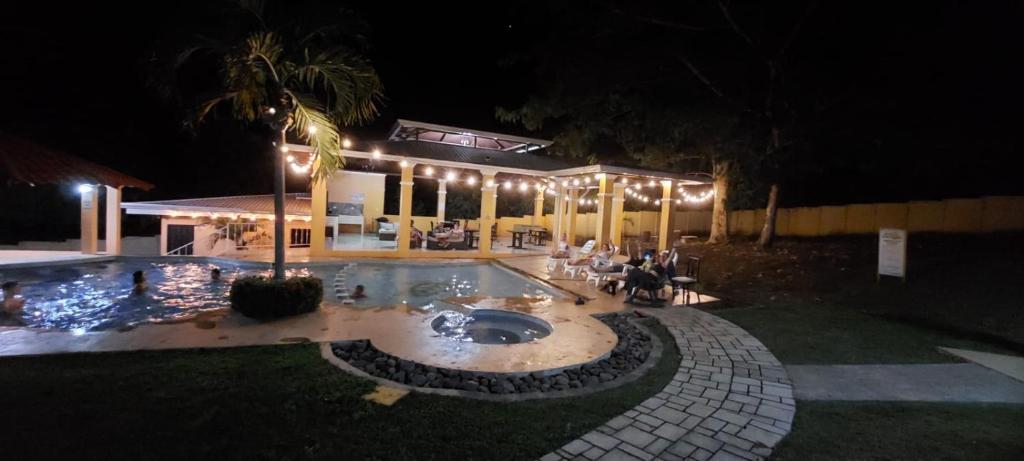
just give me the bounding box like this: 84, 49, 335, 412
541, 308, 794, 461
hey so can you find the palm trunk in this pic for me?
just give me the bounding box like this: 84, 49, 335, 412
707, 160, 730, 244
273, 128, 287, 279
756, 183, 779, 248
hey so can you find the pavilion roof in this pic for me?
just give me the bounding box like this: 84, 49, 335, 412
122, 193, 311, 216
0, 133, 154, 190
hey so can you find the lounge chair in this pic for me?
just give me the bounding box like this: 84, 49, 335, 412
562, 240, 597, 278
584, 244, 620, 286
378, 222, 397, 241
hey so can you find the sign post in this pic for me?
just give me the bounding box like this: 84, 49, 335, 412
878, 228, 907, 282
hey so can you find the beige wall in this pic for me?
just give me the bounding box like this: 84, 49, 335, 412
327, 171, 386, 230
729, 195, 1024, 236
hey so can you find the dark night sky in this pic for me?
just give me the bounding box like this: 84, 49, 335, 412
1, 1, 1022, 230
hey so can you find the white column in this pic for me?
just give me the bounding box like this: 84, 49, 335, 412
104, 185, 122, 255
437, 179, 447, 223
80, 185, 99, 254
549, 183, 564, 251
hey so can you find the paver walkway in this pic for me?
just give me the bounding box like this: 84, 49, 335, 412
787, 363, 1024, 402
542, 307, 794, 461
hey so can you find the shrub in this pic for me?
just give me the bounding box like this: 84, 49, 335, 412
229, 276, 323, 319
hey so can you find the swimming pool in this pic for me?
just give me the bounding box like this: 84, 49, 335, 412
0, 259, 560, 331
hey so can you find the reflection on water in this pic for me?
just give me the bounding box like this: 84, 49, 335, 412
0, 259, 554, 332
0, 261, 311, 331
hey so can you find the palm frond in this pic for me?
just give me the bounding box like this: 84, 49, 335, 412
288, 91, 345, 182
284, 47, 382, 126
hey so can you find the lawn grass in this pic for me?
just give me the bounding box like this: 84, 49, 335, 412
680, 234, 1024, 364
0, 318, 679, 461
772, 401, 1024, 461
713, 301, 1013, 364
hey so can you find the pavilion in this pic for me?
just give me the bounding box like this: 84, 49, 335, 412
292, 119, 713, 258
0, 133, 153, 258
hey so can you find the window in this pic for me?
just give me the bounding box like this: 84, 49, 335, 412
290, 228, 311, 248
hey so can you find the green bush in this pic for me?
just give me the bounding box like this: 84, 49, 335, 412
229, 276, 323, 318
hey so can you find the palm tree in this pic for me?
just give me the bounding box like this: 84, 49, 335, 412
169, 2, 382, 279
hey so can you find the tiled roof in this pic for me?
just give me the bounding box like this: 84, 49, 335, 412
0, 133, 154, 190
356, 140, 585, 172
122, 193, 311, 215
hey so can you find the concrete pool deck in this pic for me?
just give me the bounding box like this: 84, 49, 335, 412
0, 250, 115, 269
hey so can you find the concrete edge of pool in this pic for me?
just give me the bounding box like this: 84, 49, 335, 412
319, 313, 665, 401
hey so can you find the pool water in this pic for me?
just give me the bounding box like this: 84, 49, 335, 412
431, 309, 553, 344
0, 259, 559, 331
330, 262, 558, 309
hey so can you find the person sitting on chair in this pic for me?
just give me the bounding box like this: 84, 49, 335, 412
623, 252, 667, 303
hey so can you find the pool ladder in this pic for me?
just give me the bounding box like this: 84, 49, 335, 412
333, 264, 356, 305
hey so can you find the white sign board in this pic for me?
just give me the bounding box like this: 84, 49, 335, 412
878, 228, 907, 279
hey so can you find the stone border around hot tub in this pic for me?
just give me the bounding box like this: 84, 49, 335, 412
319, 314, 669, 402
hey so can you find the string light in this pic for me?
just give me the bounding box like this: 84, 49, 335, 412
280, 145, 289, 153
503, 180, 513, 190
485, 179, 494, 188
342, 138, 352, 149
561, 180, 569, 187
466, 176, 477, 185
307, 125, 317, 135
445, 171, 456, 181
572, 178, 580, 186
583, 176, 591, 184
633, 184, 641, 190
372, 148, 381, 159
424, 166, 434, 176
648, 179, 656, 187
519, 182, 529, 192
286, 154, 295, 162
621, 178, 629, 185
679, 187, 715, 203
399, 159, 409, 168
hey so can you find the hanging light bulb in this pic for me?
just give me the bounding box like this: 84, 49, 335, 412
372, 149, 381, 159
621, 177, 629, 185
466, 176, 477, 186
503, 180, 513, 190
267, 107, 276, 115
307, 125, 317, 135
485, 178, 494, 188
655, 199, 661, 205
578, 198, 585, 205
445, 171, 456, 181
519, 182, 529, 192
572, 178, 580, 186
342, 138, 352, 149
399, 159, 409, 168
280, 145, 289, 153
648, 179, 656, 187
633, 184, 641, 190
675, 199, 682, 204
583, 176, 591, 184
424, 166, 434, 176
286, 154, 295, 162
561, 180, 569, 188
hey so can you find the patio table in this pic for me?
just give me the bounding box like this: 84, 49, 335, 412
528, 228, 548, 245
509, 231, 527, 249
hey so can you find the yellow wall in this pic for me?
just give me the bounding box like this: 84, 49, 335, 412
907, 201, 944, 232
728, 195, 1024, 237
982, 196, 1024, 231
819, 206, 847, 235
327, 171, 386, 230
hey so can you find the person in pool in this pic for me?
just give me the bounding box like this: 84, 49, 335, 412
210, 268, 221, 281
2, 281, 26, 320
351, 285, 367, 299
132, 270, 148, 294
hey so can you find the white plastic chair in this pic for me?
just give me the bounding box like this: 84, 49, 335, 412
583, 245, 619, 286
562, 240, 597, 278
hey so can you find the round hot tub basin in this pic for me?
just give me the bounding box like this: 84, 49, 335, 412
431, 309, 552, 345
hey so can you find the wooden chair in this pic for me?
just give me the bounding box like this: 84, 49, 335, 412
671, 256, 702, 305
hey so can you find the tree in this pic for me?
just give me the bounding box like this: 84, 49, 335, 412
502, 1, 821, 247
157, 0, 381, 278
